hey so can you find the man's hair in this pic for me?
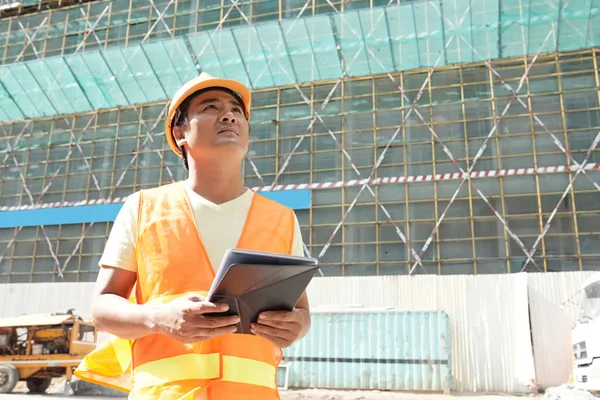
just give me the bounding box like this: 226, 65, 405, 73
171, 87, 246, 171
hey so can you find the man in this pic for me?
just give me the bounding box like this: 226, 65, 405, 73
75, 73, 311, 400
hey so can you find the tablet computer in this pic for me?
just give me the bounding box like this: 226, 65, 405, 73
206, 249, 319, 334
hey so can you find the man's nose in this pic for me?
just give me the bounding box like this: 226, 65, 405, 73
220, 111, 236, 124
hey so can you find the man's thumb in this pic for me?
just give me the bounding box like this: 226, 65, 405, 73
186, 293, 205, 302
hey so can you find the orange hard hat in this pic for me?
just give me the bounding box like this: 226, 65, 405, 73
164, 72, 252, 158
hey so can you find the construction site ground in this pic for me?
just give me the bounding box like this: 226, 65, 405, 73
7, 380, 523, 399
4, 392, 530, 400
7, 379, 596, 400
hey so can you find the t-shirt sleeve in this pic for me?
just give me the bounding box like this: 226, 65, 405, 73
291, 211, 306, 257
98, 192, 140, 272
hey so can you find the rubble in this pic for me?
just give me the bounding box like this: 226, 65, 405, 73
541, 385, 598, 400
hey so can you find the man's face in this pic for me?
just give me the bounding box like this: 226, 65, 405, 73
177, 89, 249, 160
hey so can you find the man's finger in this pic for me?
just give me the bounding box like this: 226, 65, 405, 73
180, 315, 240, 333
251, 323, 293, 342
199, 325, 239, 338
202, 315, 240, 328
188, 325, 238, 342
186, 293, 206, 302
258, 310, 299, 322
186, 314, 239, 329
251, 331, 287, 348
187, 300, 229, 314
254, 319, 297, 331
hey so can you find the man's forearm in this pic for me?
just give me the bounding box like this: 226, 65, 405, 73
92, 294, 158, 340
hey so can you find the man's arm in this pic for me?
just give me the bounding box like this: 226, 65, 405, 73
92, 266, 239, 342
91, 194, 239, 343
293, 290, 312, 340
91, 266, 155, 339
91, 194, 150, 338
291, 211, 311, 340
91, 194, 154, 339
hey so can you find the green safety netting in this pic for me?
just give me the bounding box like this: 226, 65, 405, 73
1, 0, 599, 122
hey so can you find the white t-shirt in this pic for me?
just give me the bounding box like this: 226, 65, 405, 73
99, 182, 305, 272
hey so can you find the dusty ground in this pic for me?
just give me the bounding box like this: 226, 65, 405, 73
5, 390, 530, 400
8, 384, 532, 400
277, 385, 598, 400
9, 379, 596, 400
11, 379, 529, 399
281, 390, 527, 399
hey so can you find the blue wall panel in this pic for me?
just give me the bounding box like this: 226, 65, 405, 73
0, 204, 122, 228
0, 190, 310, 228
261, 189, 311, 211
278, 311, 452, 391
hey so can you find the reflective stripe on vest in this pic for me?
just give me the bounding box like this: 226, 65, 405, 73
133, 354, 277, 390
76, 289, 282, 393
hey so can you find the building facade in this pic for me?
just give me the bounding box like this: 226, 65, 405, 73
0, 0, 599, 283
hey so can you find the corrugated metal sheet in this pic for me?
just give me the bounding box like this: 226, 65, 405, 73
0, 282, 95, 319
514, 274, 536, 390
306, 274, 530, 393
281, 311, 451, 391
527, 272, 597, 389
306, 273, 594, 393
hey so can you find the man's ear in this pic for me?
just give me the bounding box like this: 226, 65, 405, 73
173, 126, 187, 147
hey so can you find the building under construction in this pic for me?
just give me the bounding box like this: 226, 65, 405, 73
0, 0, 599, 282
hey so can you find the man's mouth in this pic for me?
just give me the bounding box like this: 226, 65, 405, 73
218, 128, 238, 135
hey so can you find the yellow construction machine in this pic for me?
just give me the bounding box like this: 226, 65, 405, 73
0, 311, 97, 394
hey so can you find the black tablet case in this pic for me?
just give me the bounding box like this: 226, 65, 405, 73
207, 250, 319, 334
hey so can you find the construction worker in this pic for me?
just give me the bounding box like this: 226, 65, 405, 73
75, 73, 311, 399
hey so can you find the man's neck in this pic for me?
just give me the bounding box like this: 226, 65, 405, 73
185, 158, 246, 205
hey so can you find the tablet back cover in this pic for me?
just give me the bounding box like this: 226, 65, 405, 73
209, 263, 319, 334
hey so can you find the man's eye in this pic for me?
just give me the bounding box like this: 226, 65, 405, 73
205, 105, 217, 110
232, 107, 242, 113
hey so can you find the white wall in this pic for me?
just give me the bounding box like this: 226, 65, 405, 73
0, 282, 94, 318
0, 271, 594, 393
306, 274, 529, 393
305, 271, 593, 393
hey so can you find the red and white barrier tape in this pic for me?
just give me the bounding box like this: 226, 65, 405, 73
260, 163, 600, 191
1, 163, 598, 212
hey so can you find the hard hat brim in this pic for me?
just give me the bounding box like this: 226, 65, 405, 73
165, 75, 252, 158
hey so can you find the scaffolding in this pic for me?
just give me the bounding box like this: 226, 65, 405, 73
0, 0, 599, 280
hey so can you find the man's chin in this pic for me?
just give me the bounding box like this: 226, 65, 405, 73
212, 139, 246, 148
196, 143, 248, 156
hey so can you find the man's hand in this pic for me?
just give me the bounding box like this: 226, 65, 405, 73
148, 294, 240, 344
250, 308, 306, 348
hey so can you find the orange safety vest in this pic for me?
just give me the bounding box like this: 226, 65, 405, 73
75, 183, 296, 400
